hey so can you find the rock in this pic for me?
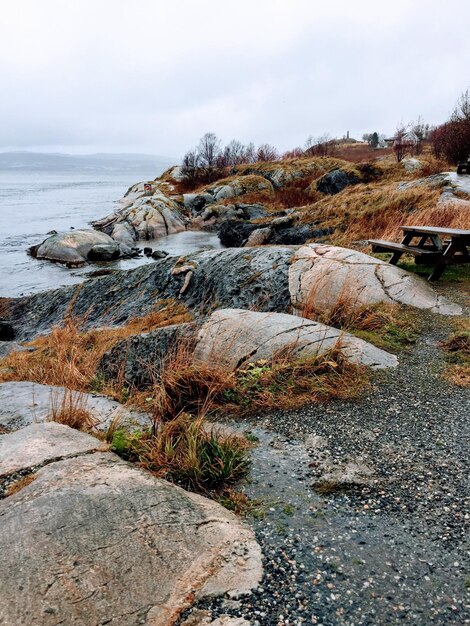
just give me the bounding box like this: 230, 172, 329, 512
92, 189, 186, 241
203, 175, 274, 203
289, 244, 462, 316
87, 242, 121, 261
193, 309, 398, 370
0, 381, 148, 432
316, 168, 359, 195
152, 249, 169, 259
144, 246, 153, 256
29, 229, 123, 266
0, 450, 262, 625
219, 219, 334, 248
0, 341, 28, 358
218, 221, 259, 247
110, 220, 137, 246
0, 422, 104, 477
245, 227, 272, 247
7, 247, 296, 340
99, 323, 193, 389
0, 320, 14, 341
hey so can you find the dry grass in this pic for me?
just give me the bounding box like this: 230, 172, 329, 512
0, 300, 192, 392
48, 389, 97, 432
110, 413, 252, 494
440, 320, 470, 388
301, 284, 418, 353
4, 474, 36, 497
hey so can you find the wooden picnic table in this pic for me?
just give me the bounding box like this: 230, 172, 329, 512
369, 226, 470, 281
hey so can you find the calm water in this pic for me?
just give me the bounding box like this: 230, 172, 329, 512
0, 170, 221, 297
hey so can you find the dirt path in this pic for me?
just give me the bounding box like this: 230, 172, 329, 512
183, 303, 469, 625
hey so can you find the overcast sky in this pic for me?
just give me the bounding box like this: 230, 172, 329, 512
1, 0, 469, 158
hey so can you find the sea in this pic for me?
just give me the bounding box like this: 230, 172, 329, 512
0, 164, 221, 298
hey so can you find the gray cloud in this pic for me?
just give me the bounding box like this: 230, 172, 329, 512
1, 0, 469, 157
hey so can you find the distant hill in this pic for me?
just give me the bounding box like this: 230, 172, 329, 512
0, 151, 176, 173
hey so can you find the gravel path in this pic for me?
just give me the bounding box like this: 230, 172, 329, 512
183, 304, 469, 625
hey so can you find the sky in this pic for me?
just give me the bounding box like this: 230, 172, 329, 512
1, 0, 469, 159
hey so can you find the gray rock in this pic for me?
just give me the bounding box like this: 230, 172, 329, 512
87, 242, 120, 261
193, 309, 398, 370
99, 323, 193, 388
29, 229, 122, 266
0, 341, 28, 358
110, 220, 137, 246
0, 422, 103, 477
0, 451, 262, 625
316, 168, 359, 195
289, 244, 462, 316
9, 247, 296, 340
0, 381, 148, 432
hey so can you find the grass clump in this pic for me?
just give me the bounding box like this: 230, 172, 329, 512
48, 389, 97, 432
109, 414, 251, 494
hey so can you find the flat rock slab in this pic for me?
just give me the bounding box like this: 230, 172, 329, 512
194, 309, 398, 370
0, 422, 104, 477
0, 381, 149, 432
289, 244, 462, 316
0, 452, 262, 626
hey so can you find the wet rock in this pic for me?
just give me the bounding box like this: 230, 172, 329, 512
99, 323, 193, 388
0, 381, 147, 432
289, 244, 462, 316
144, 246, 153, 256
87, 242, 121, 261
0, 450, 262, 625
9, 247, 296, 340
0, 422, 104, 477
193, 309, 398, 370
29, 229, 123, 267
316, 168, 359, 195
152, 249, 169, 259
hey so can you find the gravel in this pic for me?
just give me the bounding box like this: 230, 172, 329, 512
183, 305, 469, 625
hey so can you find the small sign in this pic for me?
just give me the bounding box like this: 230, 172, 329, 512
144, 183, 152, 192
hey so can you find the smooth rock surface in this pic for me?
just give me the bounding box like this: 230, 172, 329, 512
0, 381, 148, 432
0, 422, 104, 477
289, 244, 462, 316
193, 309, 398, 370
29, 229, 122, 266
0, 451, 262, 625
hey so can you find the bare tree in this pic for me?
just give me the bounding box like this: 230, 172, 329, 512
197, 132, 222, 168
180, 150, 201, 186
393, 125, 413, 162
256, 143, 279, 162
304, 133, 336, 157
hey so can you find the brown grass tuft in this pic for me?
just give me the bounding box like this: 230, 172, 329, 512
48, 389, 97, 432
4, 473, 36, 497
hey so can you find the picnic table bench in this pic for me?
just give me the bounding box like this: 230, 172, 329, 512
369, 226, 470, 281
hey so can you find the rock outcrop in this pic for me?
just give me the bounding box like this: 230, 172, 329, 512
0, 423, 262, 625
28, 229, 132, 267
315, 168, 359, 195
218, 219, 333, 248
288, 244, 462, 316
0, 381, 147, 432
193, 309, 398, 370
92, 188, 186, 242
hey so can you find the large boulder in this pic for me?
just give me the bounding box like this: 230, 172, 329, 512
0, 428, 262, 625
28, 229, 125, 266
288, 244, 462, 316
0, 381, 147, 432
218, 219, 333, 248
193, 309, 398, 370
315, 168, 359, 195
202, 175, 274, 203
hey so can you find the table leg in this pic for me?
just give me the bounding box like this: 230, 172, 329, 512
428, 241, 459, 281
390, 231, 414, 264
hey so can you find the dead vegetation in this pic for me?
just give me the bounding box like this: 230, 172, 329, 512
440, 320, 470, 388
48, 389, 97, 432
0, 300, 192, 392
